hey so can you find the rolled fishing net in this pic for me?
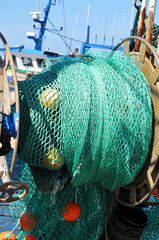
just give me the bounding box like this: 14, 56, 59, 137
18, 50, 152, 191
8, 50, 153, 240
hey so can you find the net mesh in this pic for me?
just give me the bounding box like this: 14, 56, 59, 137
10, 164, 107, 240
9, 50, 153, 239
152, 23, 159, 49
141, 194, 159, 240
18, 50, 152, 191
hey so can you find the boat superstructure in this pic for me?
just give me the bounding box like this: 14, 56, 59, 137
0, 0, 62, 81
0, 0, 143, 81
7, 50, 48, 80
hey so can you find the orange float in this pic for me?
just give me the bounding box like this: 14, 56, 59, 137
152, 189, 159, 197
61, 201, 81, 221
0, 231, 16, 240
23, 235, 36, 240
20, 211, 38, 231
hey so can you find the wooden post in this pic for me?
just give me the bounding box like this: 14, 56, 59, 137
146, 0, 157, 57
0, 68, 3, 92
157, 36, 159, 56
135, 0, 148, 51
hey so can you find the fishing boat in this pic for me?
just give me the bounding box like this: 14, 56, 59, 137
0, 0, 78, 82
0, 0, 135, 82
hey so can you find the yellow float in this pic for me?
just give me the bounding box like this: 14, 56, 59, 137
40, 88, 60, 111
43, 147, 64, 169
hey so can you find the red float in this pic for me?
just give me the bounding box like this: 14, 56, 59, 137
23, 235, 36, 240
20, 211, 38, 231
61, 201, 81, 221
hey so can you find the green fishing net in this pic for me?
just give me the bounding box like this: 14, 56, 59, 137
9, 50, 153, 239
10, 164, 107, 240
141, 194, 159, 240
152, 23, 159, 49
18, 50, 152, 191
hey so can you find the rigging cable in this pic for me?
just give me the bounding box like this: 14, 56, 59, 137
62, 0, 67, 54
68, 12, 79, 55
47, 29, 84, 43
47, 18, 78, 57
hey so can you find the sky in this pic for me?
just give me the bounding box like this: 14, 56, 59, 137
0, 0, 159, 54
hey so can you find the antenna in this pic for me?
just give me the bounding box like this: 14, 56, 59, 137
103, 12, 108, 45
112, 11, 116, 47
37, 0, 40, 12
121, 13, 125, 40
85, 0, 91, 42
95, 34, 97, 44
68, 12, 79, 54
129, 0, 134, 36
62, 0, 67, 54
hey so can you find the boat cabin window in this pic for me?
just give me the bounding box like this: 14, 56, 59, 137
22, 57, 33, 67
37, 58, 45, 68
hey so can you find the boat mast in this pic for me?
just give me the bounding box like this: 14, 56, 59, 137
103, 12, 108, 45
34, 0, 54, 50
27, 0, 55, 50
121, 13, 125, 40
37, 0, 40, 36
85, 0, 91, 43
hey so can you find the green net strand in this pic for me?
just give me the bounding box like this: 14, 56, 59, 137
66, 51, 152, 190
83, 51, 152, 190
10, 164, 107, 240
18, 51, 152, 191
57, 60, 91, 177
9, 162, 159, 240
140, 195, 159, 240
151, 23, 159, 50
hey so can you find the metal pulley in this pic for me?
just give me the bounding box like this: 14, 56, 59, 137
0, 32, 29, 203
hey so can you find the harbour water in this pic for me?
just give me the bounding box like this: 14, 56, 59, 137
0, 202, 21, 234
0, 150, 22, 234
